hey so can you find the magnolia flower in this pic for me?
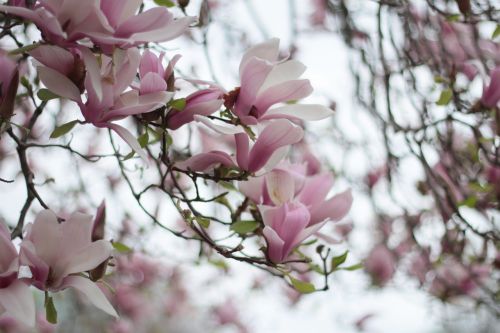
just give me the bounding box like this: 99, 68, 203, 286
19, 210, 117, 318
176, 119, 303, 174
231, 38, 333, 124
167, 88, 224, 130
36, 47, 172, 159
0, 52, 19, 121
138, 50, 180, 95
364, 245, 396, 286
213, 299, 247, 333
0, 0, 195, 52
261, 202, 326, 263
240, 165, 353, 226
0, 223, 35, 326
481, 67, 500, 108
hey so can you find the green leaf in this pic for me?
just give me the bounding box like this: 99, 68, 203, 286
37, 88, 59, 101
436, 89, 453, 106
123, 151, 135, 160
219, 181, 237, 191
112, 242, 132, 253
446, 14, 461, 22
45, 296, 57, 324
230, 220, 259, 234
208, 259, 229, 271
154, 0, 175, 7
331, 250, 349, 270
341, 263, 363, 271
290, 276, 316, 294
195, 216, 210, 228
138, 131, 149, 148
169, 98, 187, 110
49, 120, 78, 138
492, 25, 500, 39
458, 196, 477, 208
20, 77, 32, 91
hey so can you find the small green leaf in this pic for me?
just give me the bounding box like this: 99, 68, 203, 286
301, 239, 318, 247
49, 120, 78, 138
492, 25, 500, 39
123, 151, 135, 160
219, 181, 237, 191
208, 259, 229, 271
433, 76, 446, 84
169, 98, 187, 110
138, 131, 149, 148
37, 88, 59, 101
341, 263, 363, 271
45, 296, 57, 324
230, 220, 259, 234
290, 276, 316, 294
20, 77, 32, 90
112, 242, 132, 253
446, 14, 461, 22
154, 0, 175, 7
436, 89, 453, 106
195, 216, 210, 228
331, 250, 349, 270
458, 196, 477, 208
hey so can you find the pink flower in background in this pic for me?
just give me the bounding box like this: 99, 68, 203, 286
481, 67, 500, 108
138, 50, 180, 95
176, 119, 303, 173
0, 0, 195, 52
231, 38, 333, 124
364, 245, 396, 286
0, 224, 35, 327
19, 210, 117, 318
213, 299, 248, 333
0, 52, 19, 120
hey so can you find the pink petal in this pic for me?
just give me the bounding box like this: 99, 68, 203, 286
128, 16, 196, 44
79, 46, 103, 102
139, 72, 167, 95
61, 275, 118, 317
265, 169, 296, 205
247, 120, 304, 173
106, 123, 148, 161
297, 173, 334, 206
262, 104, 334, 121
239, 38, 280, 77
263, 226, 285, 263
37, 66, 81, 102
255, 79, 313, 115
310, 189, 353, 225
62, 240, 112, 276
0, 280, 35, 327
259, 60, 306, 93
238, 177, 264, 203
30, 45, 74, 75
176, 151, 235, 172
235, 57, 274, 118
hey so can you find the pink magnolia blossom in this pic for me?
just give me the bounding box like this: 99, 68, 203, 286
364, 245, 396, 286
36, 47, 172, 159
19, 210, 117, 317
213, 299, 248, 333
0, 0, 195, 52
481, 66, 500, 108
176, 119, 303, 174
167, 88, 224, 130
137, 50, 180, 95
240, 165, 353, 226
261, 202, 326, 263
0, 224, 35, 326
0, 52, 19, 120
231, 38, 333, 124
